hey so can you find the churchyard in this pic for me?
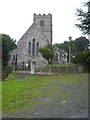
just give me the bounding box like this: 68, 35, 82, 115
2, 73, 88, 118
1, 1, 90, 118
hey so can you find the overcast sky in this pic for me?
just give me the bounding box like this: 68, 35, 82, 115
0, 0, 88, 44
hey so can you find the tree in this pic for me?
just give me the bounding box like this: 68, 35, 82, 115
76, 1, 90, 35
55, 36, 89, 53
55, 41, 69, 53
39, 43, 55, 64
74, 36, 89, 51
71, 50, 90, 67
2, 34, 17, 66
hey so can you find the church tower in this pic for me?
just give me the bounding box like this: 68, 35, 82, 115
33, 13, 52, 44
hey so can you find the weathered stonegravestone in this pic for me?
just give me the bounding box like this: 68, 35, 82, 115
30, 61, 35, 74
78, 66, 83, 73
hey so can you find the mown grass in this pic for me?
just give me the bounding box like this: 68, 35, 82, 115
2, 73, 88, 113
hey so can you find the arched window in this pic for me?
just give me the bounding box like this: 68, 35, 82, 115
16, 54, 17, 62
12, 54, 17, 62
40, 20, 44, 26
36, 42, 39, 56
13, 54, 15, 61
32, 38, 35, 56
28, 42, 31, 56
56, 53, 58, 62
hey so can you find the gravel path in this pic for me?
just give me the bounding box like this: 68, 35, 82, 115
2, 74, 88, 118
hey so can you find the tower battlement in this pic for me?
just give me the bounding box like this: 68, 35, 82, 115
33, 13, 52, 43
34, 13, 52, 16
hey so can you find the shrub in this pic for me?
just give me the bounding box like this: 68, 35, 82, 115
71, 50, 90, 69
2, 66, 12, 74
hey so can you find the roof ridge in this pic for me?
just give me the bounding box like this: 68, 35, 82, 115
17, 22, 48, 45
17, 22, 36, 44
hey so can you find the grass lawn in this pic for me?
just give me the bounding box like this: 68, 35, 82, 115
2, 73, 88, 118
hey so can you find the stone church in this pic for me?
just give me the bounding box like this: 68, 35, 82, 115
9, 14, 67, 69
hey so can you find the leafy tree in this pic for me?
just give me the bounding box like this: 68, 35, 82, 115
39, 43, 55, 64
71, 50, 90, 67
55, 36, 89, 53
76, 1, 90, 35
2, 34, 17, 66
55, 41, 69, 53
74, 36, 89, 51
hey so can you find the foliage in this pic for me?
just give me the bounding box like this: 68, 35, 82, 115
55, 40, 77, 54
39, 42, 55, 64
55, 41, 69, 53
71, 50, 90, 67
2, 66, 12, 73
55, 36, 89, 58
75, 1, 90, 34
2, 34, 17, 66
74, 36, 89, 51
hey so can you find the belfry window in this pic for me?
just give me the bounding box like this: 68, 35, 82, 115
40, 20, 44, 26
36, 42, 39, 56
32, 38, 35, 56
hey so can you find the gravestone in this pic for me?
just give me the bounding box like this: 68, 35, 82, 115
30, 61, 35, 74
78, 66, 83, 73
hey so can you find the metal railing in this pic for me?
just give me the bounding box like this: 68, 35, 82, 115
13, 62, 85, 74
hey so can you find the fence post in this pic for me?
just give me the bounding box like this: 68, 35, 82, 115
58, 64, 60, 73
66, 66, 68, 74
49, 66, 51, 73
73, 65, 76, 73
